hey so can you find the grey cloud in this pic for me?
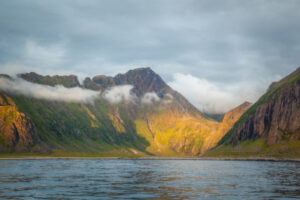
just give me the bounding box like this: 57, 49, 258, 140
168, 73, 272, 114
0, 0, 299, 107
0, 77, 100, 104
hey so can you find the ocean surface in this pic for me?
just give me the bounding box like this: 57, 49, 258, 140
0, 159, 299, 199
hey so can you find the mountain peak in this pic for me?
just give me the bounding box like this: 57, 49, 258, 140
115, 67, 169, 96
129, 67, 152, 72
89, 68, 169, 96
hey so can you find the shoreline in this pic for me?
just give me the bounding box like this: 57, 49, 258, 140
0, 156, 299, 162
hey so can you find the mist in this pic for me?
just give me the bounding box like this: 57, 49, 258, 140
0, 77, 165, 106
0, 77, 100, 104
168, 73, 268, 114
103, 85, 137, 104
141, 92, 160, 104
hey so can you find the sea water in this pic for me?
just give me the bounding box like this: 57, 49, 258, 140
0, 159, 299, 199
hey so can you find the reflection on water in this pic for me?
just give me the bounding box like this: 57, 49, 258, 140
0, 159, 299, 199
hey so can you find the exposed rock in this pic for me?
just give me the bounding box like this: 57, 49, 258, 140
83, 77, 102, 91
0, 93, 40, 152
89, 68, 170, 96
19, 72, 80, 88
222, 67, 300, 146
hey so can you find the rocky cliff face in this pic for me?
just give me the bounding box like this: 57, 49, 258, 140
223, 67, 300, 145
0, 92, 40, 152
207, 67, 300, 157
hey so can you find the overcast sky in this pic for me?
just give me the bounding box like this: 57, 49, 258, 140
0, 0, 299, 113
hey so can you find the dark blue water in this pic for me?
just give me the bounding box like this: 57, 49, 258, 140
0, 159, 299, 199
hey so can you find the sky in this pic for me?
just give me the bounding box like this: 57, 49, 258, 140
0, 0, 299, 113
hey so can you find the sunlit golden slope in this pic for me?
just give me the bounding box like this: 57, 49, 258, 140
133, 95, 220, 156
134, 100, 252, 156
0, 93, 40, 152
202, 101, 252, 151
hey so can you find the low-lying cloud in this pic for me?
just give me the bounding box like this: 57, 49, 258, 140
0, 77, 100, 104
168, 73, 268, 114
141, 92, 160, 104
103, 85, 137, 104
0, 77, 164, 106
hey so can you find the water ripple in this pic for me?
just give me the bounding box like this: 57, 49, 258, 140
0, 159, 299, 199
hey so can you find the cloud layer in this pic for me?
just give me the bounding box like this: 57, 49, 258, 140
0, 0, 299, 84
0, 1, 298, 109
0, 77, 163, 105
168, 73, 269, 114
0, 77, 100, 103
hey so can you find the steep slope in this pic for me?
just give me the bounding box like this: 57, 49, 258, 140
135, 101, 220, 156
83, 68, 220, 156
0, 91, 41, 152
206, 67, 300, 158
202, 102, 252, 152
0, 68, 222, 156
219, 102, 252, 137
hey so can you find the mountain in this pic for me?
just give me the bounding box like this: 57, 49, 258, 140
0, 68, 224, 157
206, 67, 300, 158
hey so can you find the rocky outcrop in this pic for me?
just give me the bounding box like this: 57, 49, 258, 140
221, 67, 300, 145
83, 77, 102, 90
86, 68, 170, 96
0, 92, 40, 152
19, 72, 80, 88
113, 68, 170, 96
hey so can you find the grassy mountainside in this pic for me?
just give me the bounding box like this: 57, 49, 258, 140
9, 95, 151, 157
206, 67, 300, 158
0, 68, 227, 157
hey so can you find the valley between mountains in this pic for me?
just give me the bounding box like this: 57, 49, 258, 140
0, 67, 299, 158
